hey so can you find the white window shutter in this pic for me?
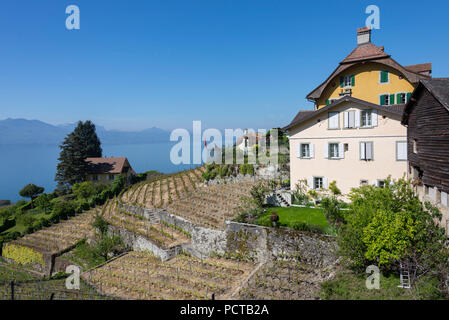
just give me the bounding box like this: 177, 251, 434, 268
323, 178, 329, 189
360, 142, 366, 160
366, 142, 373, 160
441, 192, 448, 207
296, 143, 300, 158
308, 177, 314, 189
355, 110, 360, 128
349, 111, 355, 128
310, 144, 315, 158
338, 143, 344, 159
324, 143, 329, 158
372, 110, 378, 126
344, 112, 349, 128
397, 142, 407, 161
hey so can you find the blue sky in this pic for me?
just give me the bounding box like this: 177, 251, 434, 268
0, 0, 448, 131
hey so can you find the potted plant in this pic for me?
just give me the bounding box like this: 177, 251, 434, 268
270, 212, 279, 228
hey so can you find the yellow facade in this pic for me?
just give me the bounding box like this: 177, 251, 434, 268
316, 62, 416, 109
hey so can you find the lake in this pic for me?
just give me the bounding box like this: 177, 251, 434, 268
0, 142, 202, 203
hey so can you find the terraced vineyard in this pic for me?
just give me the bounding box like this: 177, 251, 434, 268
0, 279, 113, 300
103, 200, 191, 249
237, 258, 335, 300
83, 251, 256, 300
4, 210, 96, 257
165, 181, 258, 229
120, 167, 204, 209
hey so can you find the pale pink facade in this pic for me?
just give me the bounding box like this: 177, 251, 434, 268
288, 100, 407, 194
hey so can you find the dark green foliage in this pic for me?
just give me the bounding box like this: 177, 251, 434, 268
19, 184, 44, 207
51, 201, 76, 221
320, 196, 344, 225
55, 120, 102, 187
0, 217, 16, 233
35, 194, 52, 214
290, 221, 324, 234
338, 177, 449, 283
93, 214, 109, 236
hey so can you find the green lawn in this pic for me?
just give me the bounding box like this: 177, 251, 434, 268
320, 269, 446, 300
255, 206, 328, 230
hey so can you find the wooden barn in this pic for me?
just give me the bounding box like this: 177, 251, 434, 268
402, 78, 449, 234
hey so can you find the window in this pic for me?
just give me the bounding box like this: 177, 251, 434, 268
361, 110, 372, 127
425, 185, 430, 195
340, 75, 355, 88
377, 180, 386, 188
380, 94, 395, 106
395, 92, 412, 104
344, 111, 356, 128
396, 141, 407, 161
360, 180, 369, 186
413, 139, 418, 153
328, 112, 339, 129
360, 142, 373, 160
109, 174, 115, 181
344, 143, 349, 152
380, 70, 389, 83
92, 175, 98, 181
313, 177, 323, 190
301, 143, 310, 158
329, 143, 339, 159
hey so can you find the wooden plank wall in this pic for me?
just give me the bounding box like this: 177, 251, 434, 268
407, 88, 449, 193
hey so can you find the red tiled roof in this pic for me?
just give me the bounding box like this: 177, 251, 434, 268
340, 43, 389, 64
404, 63, 432, 74
85, 157, 131, 174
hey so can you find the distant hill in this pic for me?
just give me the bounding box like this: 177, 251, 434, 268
0, 118, 170, 145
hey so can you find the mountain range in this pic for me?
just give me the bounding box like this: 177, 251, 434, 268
0, 118, 171, 145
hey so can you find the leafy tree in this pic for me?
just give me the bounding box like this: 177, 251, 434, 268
55, 121, 102, 187
19, 184, 44, 208
35, 194, 52, 214
339, 177, 449, 284
72, 181, 97, 199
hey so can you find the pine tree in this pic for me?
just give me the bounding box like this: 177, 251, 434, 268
55, 121, 102, 187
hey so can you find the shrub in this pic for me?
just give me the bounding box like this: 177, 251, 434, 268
72, 181, 97, 199
321, 196, 344, 224
328, 181, 341, 196
51, 201, 76, 221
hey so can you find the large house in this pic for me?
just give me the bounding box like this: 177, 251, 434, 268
85, 157, 136, 183
284, 27, 431, 194
402, 78, 449, 232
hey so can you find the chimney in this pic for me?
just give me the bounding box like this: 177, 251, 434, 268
357, 27, 371, 45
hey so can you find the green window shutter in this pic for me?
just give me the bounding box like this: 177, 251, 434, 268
381, 71, 388, 83
340, 76, 344, 88
406, 92, 412, 102
351, 75, 355, 86
390, 94, 395, 105
380, 95, 385, 105
397, 93, 402, 104
326, 100, 330, 106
